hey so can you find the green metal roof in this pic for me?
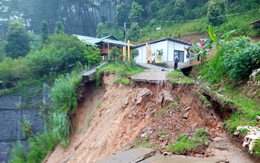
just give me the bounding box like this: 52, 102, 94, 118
73, 34, 135, 47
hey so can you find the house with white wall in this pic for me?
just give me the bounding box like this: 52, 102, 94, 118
134, 37, 192, 63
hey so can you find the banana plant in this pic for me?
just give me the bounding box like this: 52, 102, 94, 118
191, 25, 236, 63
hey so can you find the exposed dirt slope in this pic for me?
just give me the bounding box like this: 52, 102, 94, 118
44, 73, 258, 163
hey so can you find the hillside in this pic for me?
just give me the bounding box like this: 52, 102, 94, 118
43, 72, 259, 163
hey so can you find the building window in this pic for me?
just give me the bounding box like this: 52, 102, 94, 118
174, 50, 184, 62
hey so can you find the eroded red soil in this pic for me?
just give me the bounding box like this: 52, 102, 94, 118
43, 73, 258, 163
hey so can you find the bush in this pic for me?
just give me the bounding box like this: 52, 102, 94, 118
27, 34, 101, 78
9, 131, 58, 163
52, 113, 71, 147
50, 71, 81, 113
198, 36, 260, 85
50, 70, 81, 147
0, 57, 29, 88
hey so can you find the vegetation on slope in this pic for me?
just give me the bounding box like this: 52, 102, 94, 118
5, 23, 102, 162
192, 25, 260, 156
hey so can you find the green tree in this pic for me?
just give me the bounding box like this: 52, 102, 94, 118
207, 0, 226, 26
115, 3, 129, 26
26, 34, 101, 77
173, 0, 186, 20
149, 0, 160, 18
5, 21, 30, 58
108, 46, 122, 62
127, 22, 141, 42
0, 40, 7, 61
96, 21, 124, 39
128, 2, 144, 24
55, 21, 64, 35
41, 20, 49, 45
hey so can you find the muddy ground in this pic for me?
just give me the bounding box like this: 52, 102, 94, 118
43, 73, 259, 163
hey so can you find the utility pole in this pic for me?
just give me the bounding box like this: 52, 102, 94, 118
124, 22, 126, 61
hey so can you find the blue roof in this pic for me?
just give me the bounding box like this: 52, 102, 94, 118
73, 34, 135, 47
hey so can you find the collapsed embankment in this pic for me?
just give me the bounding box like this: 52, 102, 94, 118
44, 73, 258, 163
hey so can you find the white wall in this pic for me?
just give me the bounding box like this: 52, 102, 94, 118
134, 39, 190, 63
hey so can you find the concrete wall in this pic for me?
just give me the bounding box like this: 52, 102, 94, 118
0, 84, 50, 163
135, 40, 190, 63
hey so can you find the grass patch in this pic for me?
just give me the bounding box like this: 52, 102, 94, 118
166, 129, 209, 154
96, 62, 143, 86
167, 71, 194, 84
101, 62, 143, 76
221, 88, 260, 133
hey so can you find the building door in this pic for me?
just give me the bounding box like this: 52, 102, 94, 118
174, 50, 184, 62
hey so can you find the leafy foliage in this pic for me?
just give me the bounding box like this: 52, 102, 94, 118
55, 21, 64, 35
198, 36, 260, 84
27, 34, 101, 78
108, 47, 122, 62
207, 0, 226, 26
19, 118, 33, 137
5, 21, 30, 58
127, 22, 141, 42
41, 20, 49, 45
128, 2, 144, 24
50, 70, 82, 147
0, 57, 29, 88
115, 3, 129, 26
9, 131, 58, 163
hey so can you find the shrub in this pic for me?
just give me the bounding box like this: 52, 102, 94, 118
9, 131, 58, 163
50, 70, 81, 147
52, 113, 71, 147
19, 118, 33, 137
9, 141, 27, 163
50, 71, 81, 113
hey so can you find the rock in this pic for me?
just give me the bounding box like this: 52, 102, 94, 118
184, 106, 191, 112
158, 90, 174, 105
183, 112, 189, 119
136, 88, 152, 104
234, 125, 260, 151
123, 97, 129, 105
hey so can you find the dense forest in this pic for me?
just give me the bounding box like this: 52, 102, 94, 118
0, 0, 259, 38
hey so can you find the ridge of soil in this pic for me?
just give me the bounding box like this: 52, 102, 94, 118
44, 73, 259, 163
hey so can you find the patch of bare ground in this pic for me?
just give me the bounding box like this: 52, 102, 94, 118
44, 73, 259, 163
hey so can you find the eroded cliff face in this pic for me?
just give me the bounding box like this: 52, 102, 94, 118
43, 73, 233, 163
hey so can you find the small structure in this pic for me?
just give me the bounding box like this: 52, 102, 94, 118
134, 37, 191, 64
73, 34, 135, 60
